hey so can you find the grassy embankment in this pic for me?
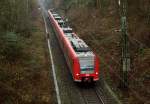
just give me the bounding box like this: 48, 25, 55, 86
0, 0, 55, 104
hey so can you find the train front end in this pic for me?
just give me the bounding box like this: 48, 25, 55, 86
75, 53, 99, 82
71, 38, 99, 82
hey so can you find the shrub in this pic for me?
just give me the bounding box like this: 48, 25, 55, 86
0, 32, 23, 62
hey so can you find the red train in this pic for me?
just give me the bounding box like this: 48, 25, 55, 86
48, 10, 100, 82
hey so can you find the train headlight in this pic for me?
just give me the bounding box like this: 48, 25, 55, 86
96, 72, 98, 75
76, 73, 79, 76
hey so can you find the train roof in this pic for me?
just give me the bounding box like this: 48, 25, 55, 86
61, 27, 93, 56
53, 14, 59, 18
62, 27, 73, 32
54, 16, 62, 19
70, 37, 91, 52
57, 20, 64, 23
57, 20, 65, 27
51, 12, 59, 16
51, 11, 94, 57
62, 27, 93, 54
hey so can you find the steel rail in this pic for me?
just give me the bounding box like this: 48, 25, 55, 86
80, 87, 105, 104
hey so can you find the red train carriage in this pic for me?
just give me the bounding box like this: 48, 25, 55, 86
48, 10, 99, 82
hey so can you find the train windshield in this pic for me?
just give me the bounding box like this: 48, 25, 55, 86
79, 56, 95, 74
81, 65, 94, 71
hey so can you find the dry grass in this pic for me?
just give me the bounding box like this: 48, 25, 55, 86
0, 0, 55, 104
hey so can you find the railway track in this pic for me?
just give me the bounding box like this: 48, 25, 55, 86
79, 82, 117, 104
95, 84, 116, 104
79, 85, 105, 104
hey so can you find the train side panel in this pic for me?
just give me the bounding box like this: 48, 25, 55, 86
48, 10, 99, 82
48, 11, 80, 81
